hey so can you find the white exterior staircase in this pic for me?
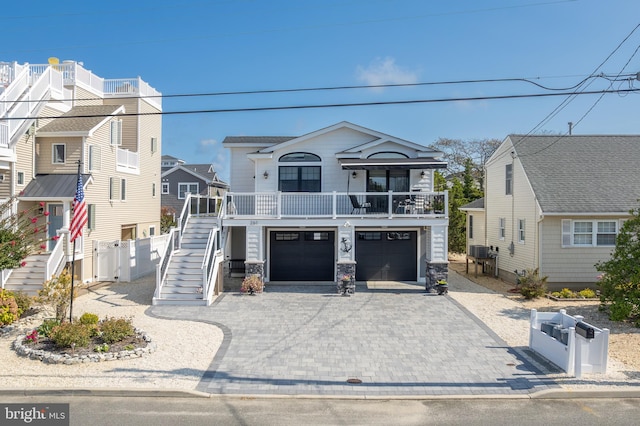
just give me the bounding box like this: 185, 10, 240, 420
154, 216, 220, 305
3, 254, 50, 296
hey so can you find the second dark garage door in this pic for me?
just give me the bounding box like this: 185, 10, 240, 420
356, 231, 417, 281
270, 231, 335, 281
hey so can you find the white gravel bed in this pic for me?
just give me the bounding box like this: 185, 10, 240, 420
1, 276, 223, 391
447, 270, 640, 389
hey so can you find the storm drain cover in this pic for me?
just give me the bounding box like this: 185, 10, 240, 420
347, 378, 362, 384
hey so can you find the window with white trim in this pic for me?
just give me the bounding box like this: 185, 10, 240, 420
152, 182, 156, 197
109, 177, 126, 201
518, 219, 525, 243
88, 204, 96, 230
110, 120, 122, 146
178, 182, 199, 199
149, 226, 156, 236
468, 215, 474, 239
52, 144, 65, 164
17, 172, 24, 185
562, 219, 618, 247
505, 164, 513, 195
161, 183, 169, 194
88, 145, 101, 171
499, 217, 506, 240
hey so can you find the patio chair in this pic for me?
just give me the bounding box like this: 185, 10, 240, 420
349, 195, 371, 214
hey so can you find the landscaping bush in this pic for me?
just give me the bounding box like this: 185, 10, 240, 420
578, 288, 597, 299
9, 291, 31, 317
37, 318, 61, 338
79, 312, 99, 325
0, 289, 19, 326
49, 322, 92, 348
100, 317, 135, 344
518, 268, 548, 300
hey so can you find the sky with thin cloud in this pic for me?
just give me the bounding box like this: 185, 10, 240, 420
4, 0, 640, 181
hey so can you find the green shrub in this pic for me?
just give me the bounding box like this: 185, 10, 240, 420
100, 317, 134, 344
578, 288, 597, 299
49, 322, 91, 348
518, 268, 548, 300
94, 343, 109, 353
79, 312, 99, 325
37, 318, 61, 338
558, 288, 576, 298
0, 289, 19, 326
10, 291, 31, 317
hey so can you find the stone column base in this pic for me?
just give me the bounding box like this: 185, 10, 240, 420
426, 261, 448, 293
245, 261, 265, 282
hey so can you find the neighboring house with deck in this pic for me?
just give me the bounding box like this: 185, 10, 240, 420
466, 134, 640, 290
161, 154, 228, 215
221, 121, 449, 286
0, 60, 161, 292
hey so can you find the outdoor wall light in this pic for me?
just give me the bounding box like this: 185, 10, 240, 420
263, 171, 269, 179
351, 171, 357, 179
421, 170, 426, 178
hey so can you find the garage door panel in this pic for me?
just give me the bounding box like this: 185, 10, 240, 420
356, 231, 416, 281
270, 231, 334, 281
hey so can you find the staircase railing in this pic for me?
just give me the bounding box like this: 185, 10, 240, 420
45, 231, 67, 281
201, 226, 223, 304
154, 227, 178, 301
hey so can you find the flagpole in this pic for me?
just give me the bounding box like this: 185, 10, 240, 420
69, 160, 81, 323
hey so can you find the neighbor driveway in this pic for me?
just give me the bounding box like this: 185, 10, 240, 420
149, 282, 558, 397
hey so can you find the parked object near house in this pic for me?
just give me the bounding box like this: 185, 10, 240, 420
0, 60, 161, 293
221, 121, 449, 289
461, 134, 640, 290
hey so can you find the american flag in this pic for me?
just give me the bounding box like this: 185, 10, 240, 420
70, 174, 87, 242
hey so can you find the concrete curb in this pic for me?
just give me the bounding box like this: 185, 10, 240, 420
3, 388, 640, 400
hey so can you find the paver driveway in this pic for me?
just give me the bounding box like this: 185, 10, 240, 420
149, 283, 558, 396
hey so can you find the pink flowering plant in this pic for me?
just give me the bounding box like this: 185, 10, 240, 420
25, 329, 39, 344
0, 197, 50, 270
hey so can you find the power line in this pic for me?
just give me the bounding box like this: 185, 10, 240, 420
1, 72, 634, 105
4, 87, 639, 121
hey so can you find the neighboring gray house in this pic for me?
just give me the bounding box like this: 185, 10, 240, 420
161, 155, 228, 215
469, 134, 640, 290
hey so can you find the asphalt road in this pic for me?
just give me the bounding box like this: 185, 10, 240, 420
2, 396, 639, 426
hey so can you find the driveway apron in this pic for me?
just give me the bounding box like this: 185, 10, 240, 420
149, 284, 558, 397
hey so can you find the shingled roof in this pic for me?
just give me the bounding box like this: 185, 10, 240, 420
38, 105, 122, 134
509, 134, 640, 214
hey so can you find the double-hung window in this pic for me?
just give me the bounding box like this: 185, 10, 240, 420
499, 217, 506, 240
52, 144, 66, 164
505, 164, 513, 195
518, 219, 525, 243
110, 120, 122, 146
178, 183, 199, 199
563, 219, 618, 247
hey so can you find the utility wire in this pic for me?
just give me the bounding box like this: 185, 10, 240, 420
1, 73, 633, 105
4, 87, 639, 121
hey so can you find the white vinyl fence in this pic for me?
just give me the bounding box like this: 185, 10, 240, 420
93, 234, 171, 282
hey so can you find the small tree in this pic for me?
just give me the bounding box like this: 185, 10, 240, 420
595, 205, 640, 324
37, 269, 75, 322
161, 206, 176, 234
0, 197, 50, 270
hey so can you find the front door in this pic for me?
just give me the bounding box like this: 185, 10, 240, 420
48, 203, 64, 251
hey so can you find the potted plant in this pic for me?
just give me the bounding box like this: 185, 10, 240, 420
338, 274, 355, 296
240, 275, 264, 295
435, 279, 448, 295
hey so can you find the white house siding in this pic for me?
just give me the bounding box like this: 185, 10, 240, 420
465, 210, 486, 252
485, 137, 540, 281
540, 216, 616, 288
229, 147, 258, 192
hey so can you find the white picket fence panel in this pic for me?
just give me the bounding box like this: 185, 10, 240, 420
93, 234, 170, 282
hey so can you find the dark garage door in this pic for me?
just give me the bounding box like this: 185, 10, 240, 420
270, 231, 335, 281
356, 231, 417, 281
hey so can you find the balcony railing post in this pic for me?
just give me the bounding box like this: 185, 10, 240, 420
277, 192, 282, 219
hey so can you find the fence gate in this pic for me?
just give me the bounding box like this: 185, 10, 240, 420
93, 240, 122, 282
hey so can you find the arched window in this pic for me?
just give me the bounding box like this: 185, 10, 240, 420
278, 152, 321, 192
367, 152, 409, 159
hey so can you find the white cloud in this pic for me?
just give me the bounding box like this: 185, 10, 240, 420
356, 57, 419, 86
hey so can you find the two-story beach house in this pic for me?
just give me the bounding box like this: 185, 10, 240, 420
462, 134, 640, 290
161, 154, 228, 215
222, 122, 449, 287
0, 59, 161, 292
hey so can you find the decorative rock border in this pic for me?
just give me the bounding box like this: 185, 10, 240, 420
12, 329, 156, 364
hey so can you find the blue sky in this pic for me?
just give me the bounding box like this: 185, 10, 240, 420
3, 0, 640, 181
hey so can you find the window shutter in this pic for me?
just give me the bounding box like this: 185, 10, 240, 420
110, 120, 122, 146
151, 137, 158, 153
561, 219, 572, 247
89, 145, 101, 171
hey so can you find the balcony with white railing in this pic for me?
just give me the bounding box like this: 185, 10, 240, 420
223, 191, 448, 220
116, 147, 140, 173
